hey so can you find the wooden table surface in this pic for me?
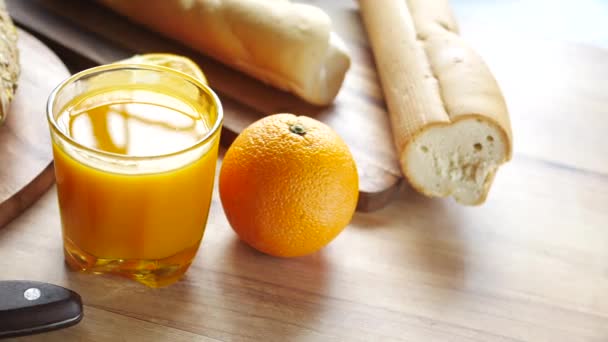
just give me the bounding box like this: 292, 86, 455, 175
2, 1, 608, 341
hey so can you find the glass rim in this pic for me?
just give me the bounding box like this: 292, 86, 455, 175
46, 63, 224, 161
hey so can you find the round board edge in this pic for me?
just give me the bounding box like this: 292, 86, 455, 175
0, 28, 70, 228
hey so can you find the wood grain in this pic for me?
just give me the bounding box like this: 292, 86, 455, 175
459, 30, 608, 175
1, 152, 608, 341
6, 0, 403, 212
0, 29, 70, 228
1, 1, 608, 341
10, 306, 218, 342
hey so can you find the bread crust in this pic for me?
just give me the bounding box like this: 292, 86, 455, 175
98, 0, 351, 105
0, 0, 19, 124
360, 0, 512, 204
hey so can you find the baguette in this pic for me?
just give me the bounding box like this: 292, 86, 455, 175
359, 0, 512, 205
0, 0, 19, 125
98, 0, 350, 106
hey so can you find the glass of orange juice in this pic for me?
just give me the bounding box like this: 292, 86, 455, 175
46, 64, 223, 287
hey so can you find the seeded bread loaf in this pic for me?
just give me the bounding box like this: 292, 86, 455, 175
0, 0, 19, 124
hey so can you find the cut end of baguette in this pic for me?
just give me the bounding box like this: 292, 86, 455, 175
403, 117, 508, 205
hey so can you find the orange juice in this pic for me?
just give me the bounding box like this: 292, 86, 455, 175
47, 65, 222, 287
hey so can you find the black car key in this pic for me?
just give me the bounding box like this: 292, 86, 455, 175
0, 281, 83, 338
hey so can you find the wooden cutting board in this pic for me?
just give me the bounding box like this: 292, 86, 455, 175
0, 29, 70, 228
6, 0, 403, 212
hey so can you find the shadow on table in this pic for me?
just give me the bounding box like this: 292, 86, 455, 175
351, 183, 469, 295
218, 237, 330, 339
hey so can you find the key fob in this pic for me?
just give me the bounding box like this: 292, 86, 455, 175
0, 280, 83, 338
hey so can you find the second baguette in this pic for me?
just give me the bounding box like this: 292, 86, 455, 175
360, 0, 512, 205
98, 0, 351, 106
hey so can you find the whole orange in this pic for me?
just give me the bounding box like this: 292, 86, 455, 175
219, 113, 359, 257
